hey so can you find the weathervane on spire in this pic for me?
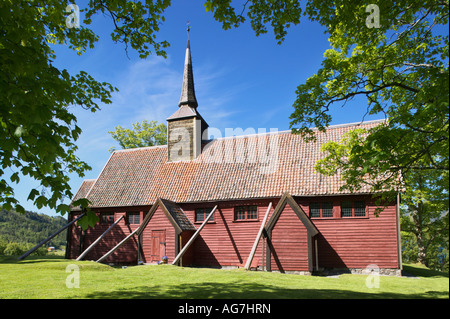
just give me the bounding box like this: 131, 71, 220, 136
186, 20, 191, 39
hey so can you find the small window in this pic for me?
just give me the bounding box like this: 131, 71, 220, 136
235, 206, 246, 220
310, 202, 334, 218
310, 202, 321, 218
234, 206, 258, 221
195, 208, 214, 222
247, 206, 258, 219
341, 201, 366, 217
101, 213, 114, 224
354, 201, 366, 217
127, 212, 140, 224
341, 201, 353, 217
322, 202, 334, 217
195, 209, 205, 222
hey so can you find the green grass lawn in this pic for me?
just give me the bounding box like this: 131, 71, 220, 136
0, 256, 448, 299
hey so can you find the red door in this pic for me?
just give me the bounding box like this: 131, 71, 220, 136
151, 230, 166, 262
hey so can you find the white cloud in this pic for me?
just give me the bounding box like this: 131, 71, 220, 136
70, 53, 241, 178
113, 56, 181, 125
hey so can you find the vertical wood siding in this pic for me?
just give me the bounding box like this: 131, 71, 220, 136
270, 204, 309, 272
141, 207, 176, 264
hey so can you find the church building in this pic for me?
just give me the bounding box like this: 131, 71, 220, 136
66, 39, 402, 275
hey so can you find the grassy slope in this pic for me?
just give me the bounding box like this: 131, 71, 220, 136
0, 256, 448, 299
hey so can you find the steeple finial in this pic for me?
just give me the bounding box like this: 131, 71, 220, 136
178, 24, 198, 108
187, 20, 191, 40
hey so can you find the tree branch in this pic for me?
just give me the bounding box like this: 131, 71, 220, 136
325, 81, 420, 110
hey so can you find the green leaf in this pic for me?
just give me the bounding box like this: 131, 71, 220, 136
27, 189, 40, 201
10, 172, 20, 183
77, 210, 99, 230
35, 195, 47, 209
56, 203, 71, 215
204, 1, 213, 12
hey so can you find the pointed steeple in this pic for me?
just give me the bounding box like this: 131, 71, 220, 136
166, 36, 208, 163
178, 39, 198, 108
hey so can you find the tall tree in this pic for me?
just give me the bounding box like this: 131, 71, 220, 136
400, 169, 449, 268
108, 120, 167, 152
1, 1, 170, 226
204, 0, 449, 269
315, 128, 449, 267
205, 0, 449, 198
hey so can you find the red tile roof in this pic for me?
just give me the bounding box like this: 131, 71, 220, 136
72, 179, 95, 203
73, 120, 385, 208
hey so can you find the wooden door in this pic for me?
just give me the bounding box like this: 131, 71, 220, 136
151, 230, 166, 262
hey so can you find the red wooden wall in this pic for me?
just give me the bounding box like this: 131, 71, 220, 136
298, 196, 400, 269
67, 208, 147, 263
67, 194, 400, 271
270, 204, 310, 272
141, 206, 176, 264
181, 199, 274, 268
180, 195, 399, 270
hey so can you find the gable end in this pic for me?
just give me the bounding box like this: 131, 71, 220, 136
265, 192, 319, 236
137, 198, 195, 236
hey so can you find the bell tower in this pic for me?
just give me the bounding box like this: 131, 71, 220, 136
167, 38, 208, 162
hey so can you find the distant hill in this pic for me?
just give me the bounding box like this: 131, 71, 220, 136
0, 209, 68, 249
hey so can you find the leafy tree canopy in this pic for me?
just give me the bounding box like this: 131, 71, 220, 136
0, 0, 170, 226
108, 120, 167, 153
205, 0, 449, 198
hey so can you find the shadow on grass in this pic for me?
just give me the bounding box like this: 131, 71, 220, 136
403, 264, 449, 278
0, 255, 68, 265
84, 281, 448, 299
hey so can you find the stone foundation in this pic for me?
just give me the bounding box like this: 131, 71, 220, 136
314, 267, 402, 277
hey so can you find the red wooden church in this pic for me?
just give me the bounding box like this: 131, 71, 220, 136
66, 40, 402, 275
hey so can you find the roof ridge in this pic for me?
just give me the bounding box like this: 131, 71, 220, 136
112, 145, 168, 153
205, 118, 386, 142
315, 118, 387, 130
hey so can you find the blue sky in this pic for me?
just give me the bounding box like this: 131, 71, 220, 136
13, 0, 384, 216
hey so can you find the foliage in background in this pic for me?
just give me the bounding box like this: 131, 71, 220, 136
0, 209, 67, 255
205, 0, 449, 197
108, 120, 167, 153
400, 169, 449, 271
0, 240, 48, 257
293, 0, 448, 199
